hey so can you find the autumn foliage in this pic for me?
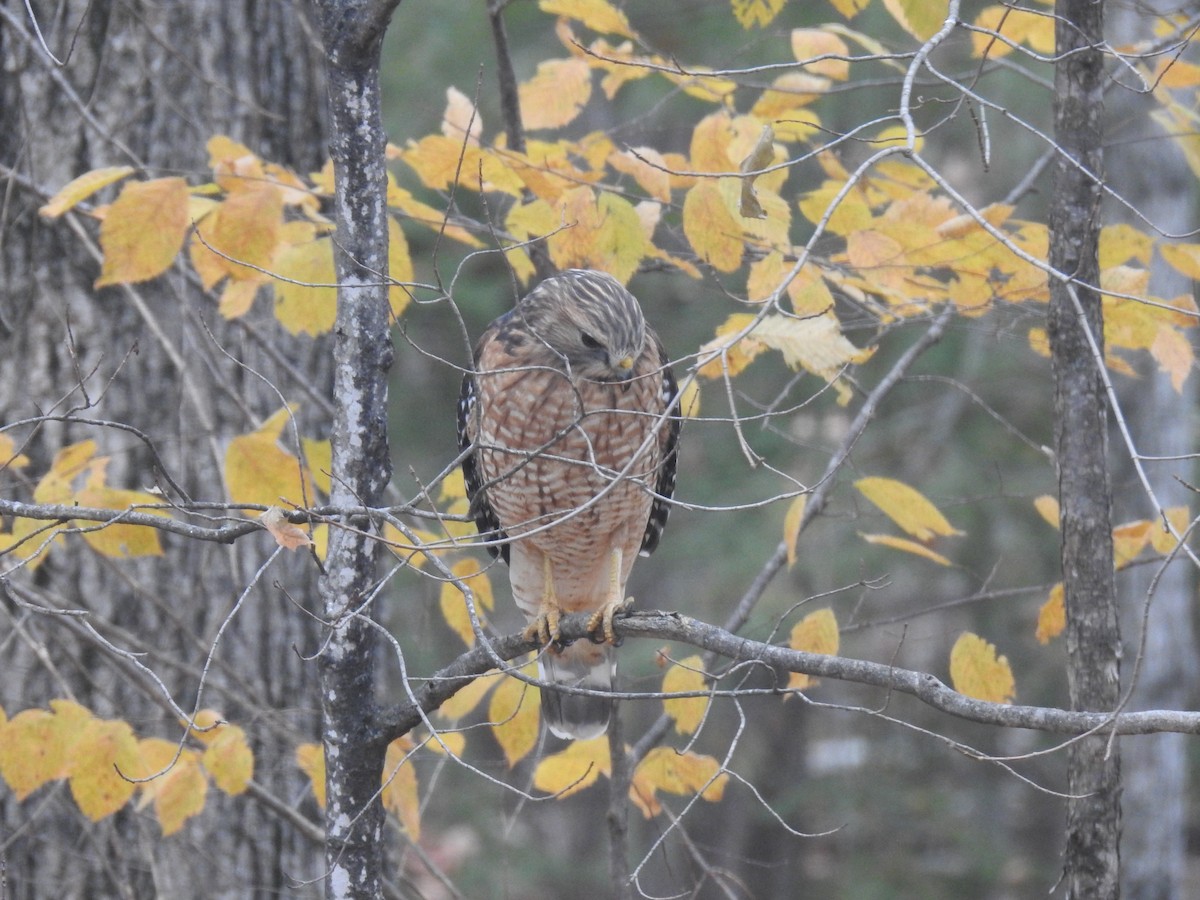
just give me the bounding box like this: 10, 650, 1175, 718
6, 0, 1200, 859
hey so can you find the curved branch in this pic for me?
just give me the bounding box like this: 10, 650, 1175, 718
375, 609, 1200, 745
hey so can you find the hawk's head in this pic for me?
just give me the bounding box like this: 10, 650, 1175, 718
516, 269, 648, 383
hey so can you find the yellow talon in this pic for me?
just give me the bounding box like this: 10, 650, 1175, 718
525, 556, 563, 646
586, 594, 633, 645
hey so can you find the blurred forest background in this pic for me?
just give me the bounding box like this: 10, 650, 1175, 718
2, 0, 1198, 898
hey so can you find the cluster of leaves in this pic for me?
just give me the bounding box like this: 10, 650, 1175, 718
0, 703, 251, 836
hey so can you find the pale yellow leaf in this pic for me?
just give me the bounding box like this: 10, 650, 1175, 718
520, 58, 592, 130
388, 216, 414, 320
441, 86, 481, 145
224, 407, 314, 507
949, 632, 1015, 704
69, 718, 141, 820
855, 476, 963, 541
791, 28, 850, 80
40, 166, 135, 218
438, 672, 500, 722
858, 532, 953, 566
539, 0, 635, 37
883, 0, 949, 41
134, 739, 207, 836
439, 559, 494, 646
1151, 323, 1194, 392
1113, 519, 1152, 569
662, 655, 708, 735
271, 235, 337, 336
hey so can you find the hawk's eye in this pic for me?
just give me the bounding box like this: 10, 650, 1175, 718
580, 331, 604, 351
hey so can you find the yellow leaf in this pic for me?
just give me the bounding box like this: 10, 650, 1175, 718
1100, 223, 1154, 269
95, 178, 191, 287
828, 0, 871, 17
224, 407, 314, 507
737, 124, 776, 218
787, 608, 839, 691
784, 495, 807, 568
441, 86, 481, 145
135, 739, 207, 836
731, 0, 786, 29
75, 461, 166, 558
609, 147, 672, 203
295, 743, 325, 808
1113, 519, 1152, 569
302, 438, 332, 496
1151, 323, 1194, 393
629, 747, 727, 819
855, 476, 963, 541
1156, 241, 1200, 280
0, 434, 31, 469
382, 738, 421, 839
1149, 506, 1190, 555
68, 718, 139, 821
439, 559, 495, 646
520, 58, 592, 131
533, 737, 610, 798
201, 725, 254, 796
1154, 57, 1200, 88
422, 730, 467, 757
196, 183, 283, 282
438, 672, 500, 722
749, 313, 863, 381
539, 0, 635, 37
949, 632, 1015, 704
859, 532, 953, 566
882, 0, 949, 41
271, 235, 337, 336
388, 216, 414, 320
678, 378, 701, 419
1034, 495, 1060, 528
662, 655, 708, 735
40, 166, 135, 218
33, 440, 96, 504
217, 279, 260, 319
971, 5, 1055, 58
683, 180, 743, 273
1036, 583, 1065, 644
489, 667, 541, 766
0, 706, 79, 800
791, 28, 850, 80
697, 313, 766, 379
797, 181, 873, 236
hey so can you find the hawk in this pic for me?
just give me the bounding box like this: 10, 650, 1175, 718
458, 269, 680, 740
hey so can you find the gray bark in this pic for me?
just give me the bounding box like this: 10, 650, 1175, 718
1, 2, 331, 896
1049, 2, 1121, 897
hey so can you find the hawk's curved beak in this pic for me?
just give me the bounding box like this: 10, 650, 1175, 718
616, 355, 635, 389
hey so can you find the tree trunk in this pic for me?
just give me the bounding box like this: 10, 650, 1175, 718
1106, 5, 1199, 893
1049, 2, 1121, 897
1, 2, 330, 896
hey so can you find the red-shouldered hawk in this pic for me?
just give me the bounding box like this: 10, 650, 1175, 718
458, 269, 680, 740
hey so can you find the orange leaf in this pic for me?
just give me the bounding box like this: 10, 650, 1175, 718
95, 178, 191, 287
949, 632, 1015, 704
629, 747, 727, 819
662, 655, 708, 735
260, 506, 312, 550
1036, 583, 1065, 645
